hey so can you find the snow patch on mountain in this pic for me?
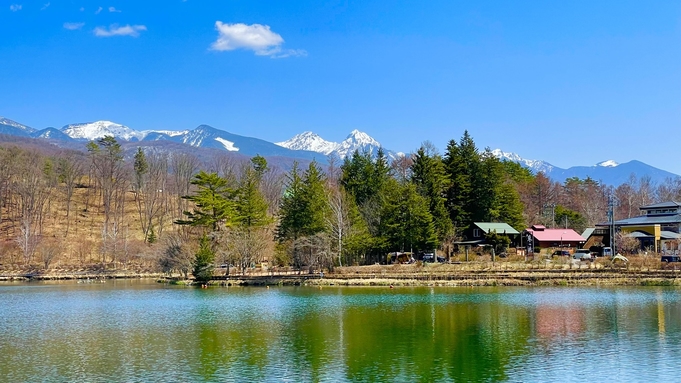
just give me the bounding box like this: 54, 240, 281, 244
214, 137, 239, 151
597, 160, 619, 167
143, 130, 188, 137
491, 149, 555, 174
62, 121, 145, 141
0, 117, 35, 132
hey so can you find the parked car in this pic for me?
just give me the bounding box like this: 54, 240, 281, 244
661, 254, 681, 263
552, 250, 570, 257
573, 249, 593, 261
422, 253, 445, 263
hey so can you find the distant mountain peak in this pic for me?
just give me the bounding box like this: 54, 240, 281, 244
597, 160, 619, 167
344, 129, 379, 146
61, 120, 144, 141
276, 131, 338, 155
277, 129, 395, 159
0, 117, 35, 132
491, 149, 555, 174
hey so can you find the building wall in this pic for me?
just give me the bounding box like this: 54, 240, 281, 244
620, 224, 660, 252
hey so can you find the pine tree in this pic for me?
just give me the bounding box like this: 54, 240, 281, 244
496, 183, 525, 231
301, 161, 329, 236
147, 226, 157, 244
472, 149, 504, 222
133, 147, 148, 192
382, 179, 437, 253
192, 235, 214, 283
175, 171, 234, 232
443, 131, 479, 232
234, 165, 271, 230
277, 162, 307, 241
410, 145, 452, 244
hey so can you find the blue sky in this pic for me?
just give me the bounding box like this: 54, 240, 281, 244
2, 1, 681, 173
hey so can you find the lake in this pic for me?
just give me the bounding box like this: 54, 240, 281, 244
0, 280, 679, 382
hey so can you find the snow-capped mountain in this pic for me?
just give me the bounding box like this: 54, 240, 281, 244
61, 121, 146, 141
276, 129, 398, 159
0, 116, 677, 186
492, 149, 678, 186
491, 149, 555, 174
0, 116, 36, 137
56, 122, 325, 161
276, 132, 338, 155
0, 117, 35, 133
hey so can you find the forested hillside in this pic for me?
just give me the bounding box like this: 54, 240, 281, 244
0, 131, 676, 274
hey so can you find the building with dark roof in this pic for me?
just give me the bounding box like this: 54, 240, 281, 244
456, 222, 521, 246
593, 201, 681, 253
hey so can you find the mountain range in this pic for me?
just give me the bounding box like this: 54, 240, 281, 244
491, 149, 679, 186
0, 116, 677, 186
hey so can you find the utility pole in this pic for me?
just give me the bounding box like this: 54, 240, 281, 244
543, 203, 556, 227
608, 194, 618, 254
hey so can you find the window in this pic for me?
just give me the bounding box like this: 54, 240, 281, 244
474, 229, 480, 237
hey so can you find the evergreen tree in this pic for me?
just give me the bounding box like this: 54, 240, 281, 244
554, 205, 587, 233
277, 162, 313, 241
382, 179, 437, 253
496, 183, 525, 231
175, 171, 234, 232
484, 230, 511, 255
443, 131, 479, 232
133, 147, 148, 192
473, 149, 504, 222
147, 226, 157, 244
250, 155, 268, 179
340, 149, 392, 262
234, 165, 271, 230
192, 235, 214, 283
301, 161, 329, 236
410, 145, 453, 244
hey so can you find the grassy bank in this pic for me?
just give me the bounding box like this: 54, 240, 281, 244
152, 260, 681, 287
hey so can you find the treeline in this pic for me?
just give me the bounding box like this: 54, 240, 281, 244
0, 131, 678, 273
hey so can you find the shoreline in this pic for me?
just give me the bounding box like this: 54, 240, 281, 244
171, 268, 681, 287
2, 264, 681, 287
0, 271, 164, 281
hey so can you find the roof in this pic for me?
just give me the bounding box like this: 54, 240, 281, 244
624, 230, 653, 239
453, 240, 485, 245
661, 231, 681, 240
582, 228, 595, 239
640, 201, 681, 210
473, 222, 520, 235
525, 228, 585, 242
596, 214, 681, 227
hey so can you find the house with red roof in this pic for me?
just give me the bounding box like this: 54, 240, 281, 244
524, 225, 586, 253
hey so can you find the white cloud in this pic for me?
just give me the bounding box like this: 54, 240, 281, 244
95, 6, 102, 14
9, 4, 22, 12
210, 22, 306, 58
41, 2, 50, 10
94, 24, 147, 37
108, 6, 121, 13
64, 22, 85, 30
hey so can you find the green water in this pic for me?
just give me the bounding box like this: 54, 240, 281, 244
1, 280, 680, 382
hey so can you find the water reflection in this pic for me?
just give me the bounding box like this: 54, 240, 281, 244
1, 283, 681, 382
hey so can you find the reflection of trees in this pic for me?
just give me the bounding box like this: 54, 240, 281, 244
340, 291, 532, 382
